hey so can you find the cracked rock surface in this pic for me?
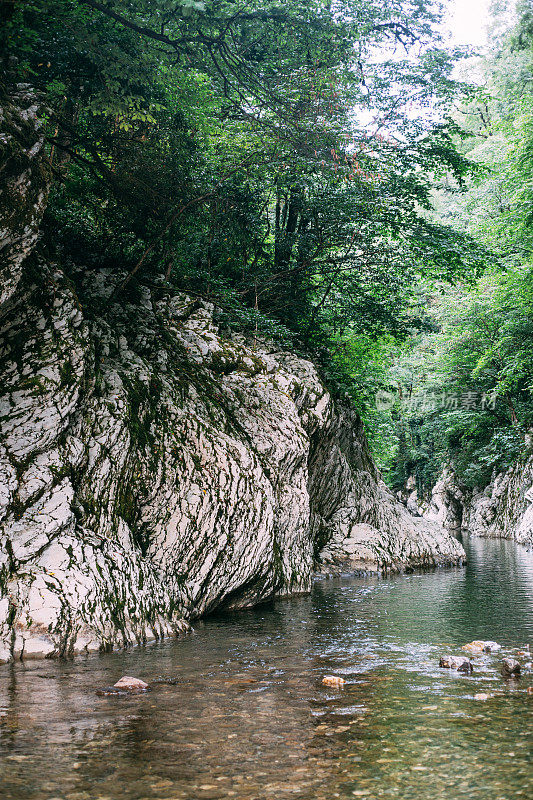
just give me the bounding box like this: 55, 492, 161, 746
0, 85, 465, 662
427, 459, 533, 548
0, 82, 50, 308
0, 265, 465, 661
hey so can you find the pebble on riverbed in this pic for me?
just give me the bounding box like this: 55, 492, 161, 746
114, 676, 149, 690
439, 656, 473, 674
462, 640, 501, 654
96, 676, 150, 696
501, 659, 521, 678
322, 675, 346, 687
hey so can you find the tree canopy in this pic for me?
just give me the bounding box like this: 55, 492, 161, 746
2, 1, 481, 357
9, 0, 530, 493
378, 2, 533, 493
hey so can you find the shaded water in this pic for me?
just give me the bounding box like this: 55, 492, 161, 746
1, 534, 532, 800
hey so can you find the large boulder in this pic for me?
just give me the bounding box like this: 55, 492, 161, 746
0, 85, 466, 661
0, 265, 465, 661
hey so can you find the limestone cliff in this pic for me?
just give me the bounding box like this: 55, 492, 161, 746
426, 458, 533, 549
0, 85, 465, 662
0, 82, 50, 307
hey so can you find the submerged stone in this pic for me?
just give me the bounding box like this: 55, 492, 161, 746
96, 676, 150, 696
501, 658, 521, 677
439, 655, 473, 673
96, 686, 126, 696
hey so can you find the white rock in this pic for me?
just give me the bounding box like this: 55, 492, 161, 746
0, 94, 465, 659
114, 676, 149, 690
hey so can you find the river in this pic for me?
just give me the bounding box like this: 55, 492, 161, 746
1, 533, 532, 800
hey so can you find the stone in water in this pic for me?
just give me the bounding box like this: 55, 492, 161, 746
501, 659, 520, 678
322, 675, 345, 687
462, 640, 501, 654
439, 655, 473, 674
114, 676, 149, 691
462, 641, 485, 654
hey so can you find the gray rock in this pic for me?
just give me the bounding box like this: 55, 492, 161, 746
439, 655, 474, 674
0, 83, 51, 307
501, 658, 521, 677
427, 459, 533, 548
0, 268, 465, 661
0, 86, 466, 662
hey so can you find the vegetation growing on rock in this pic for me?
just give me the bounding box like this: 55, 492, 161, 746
1, 0, 533, 659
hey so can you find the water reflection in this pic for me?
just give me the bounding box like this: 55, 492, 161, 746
0, 534, 532, 799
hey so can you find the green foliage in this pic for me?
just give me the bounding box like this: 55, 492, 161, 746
383, 264, 533, 492
2, 0, 503, 493
2, 1, 478, 344
378, 4, 533, 494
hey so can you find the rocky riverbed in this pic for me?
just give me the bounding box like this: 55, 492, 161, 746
0, 533, 531, 800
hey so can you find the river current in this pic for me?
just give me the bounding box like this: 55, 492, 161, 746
1, 533, 532, 800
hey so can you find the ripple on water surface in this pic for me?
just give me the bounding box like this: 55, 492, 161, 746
0, 534, 532, 800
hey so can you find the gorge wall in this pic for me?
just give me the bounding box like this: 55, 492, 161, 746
426, 459, 533, 549
0, 84, 465, 662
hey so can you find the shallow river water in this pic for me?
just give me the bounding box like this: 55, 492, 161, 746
1, 533, 532, 800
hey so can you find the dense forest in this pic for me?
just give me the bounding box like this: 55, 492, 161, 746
1, 0, 532, 498
378, 1, 533, 497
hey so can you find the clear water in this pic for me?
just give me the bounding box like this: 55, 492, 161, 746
1, 533, 532, 800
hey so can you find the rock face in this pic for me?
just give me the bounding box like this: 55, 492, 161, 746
425, 468, 466, 533
310, 426, 465, 577
0, 85, 465, 662
0, 82, 50, 308
426, 459, 533, 548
